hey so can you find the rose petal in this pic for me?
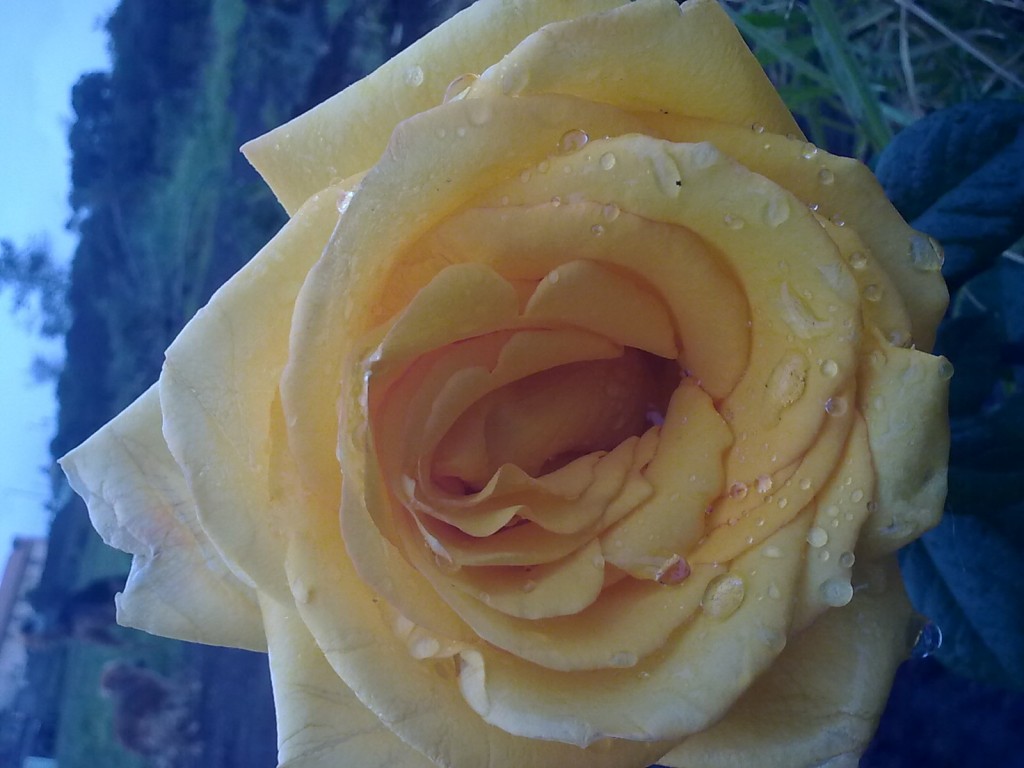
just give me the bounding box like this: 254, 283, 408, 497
857, 343, 950, 556
471, 0, 800, 138
456, 511, 811, 743
159, 183, 348, 600
646, 115, 946, 350
244, 0, 627, 212
657, 558, 913, 768
261, 594, 438, 768
60, 387, 265, 651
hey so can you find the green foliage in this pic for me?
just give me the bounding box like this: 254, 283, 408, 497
0, 238, 69, 337
876, 100, 1024, 691
726, 0, 1024, 162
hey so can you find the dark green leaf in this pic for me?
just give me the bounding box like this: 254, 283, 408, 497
900, 513, 1024, 690
875, 101, 1024, 290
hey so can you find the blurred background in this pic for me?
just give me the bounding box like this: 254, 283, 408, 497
1, 0, 1022, 766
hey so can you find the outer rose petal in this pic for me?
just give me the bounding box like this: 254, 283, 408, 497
60, 387, 265, 651
159, 183, 347, 602
260, 594, 437, 768
657, 559, 913, 768
244, 0, 626, 212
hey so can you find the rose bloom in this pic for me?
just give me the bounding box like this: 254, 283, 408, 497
62, 0, 951, 766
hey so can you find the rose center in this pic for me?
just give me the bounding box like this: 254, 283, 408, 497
432, 347, 678, 494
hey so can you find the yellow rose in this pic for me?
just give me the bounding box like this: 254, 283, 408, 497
61, 1, 951, 766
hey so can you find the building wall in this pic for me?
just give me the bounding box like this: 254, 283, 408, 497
0, 538, 48, 709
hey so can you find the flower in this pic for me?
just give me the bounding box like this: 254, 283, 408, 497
61, 0, 951, 766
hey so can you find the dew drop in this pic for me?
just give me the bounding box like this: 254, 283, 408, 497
403, 64, 425, 87
609, 650, 638, 668
537, 159, 550, 174
443, 72, 478, 102
751, 122, 766, 134
806, 527, 829, 548
863, 284, 883, 302
762, 195, 790, 228
839, 551, 856, 569
337, 190, 354, 215
723, 213, 745, 230
558, 128, 589, 154
519, 169, 531, 184
848, 251, 868, 270
467, 99, 492, 126
767, 352, 809, 409
938, 358, 954, 381
799, 477, 812, 491
599, 151, 617, 170
817, 167, 835, 185
701, 574, 746, 619
911, 620, 943, 658
830, 213, 845, 227
851, 489, 865, 503
756, 475, 773, 494
690, 142, 719, 169
500, 64, 528, 95
909, 234, 945, 272
820, 359, 839, 378
819, 550, 831, 562
550, 195, 562, 208
547, 270, 560, 284
778, 497, 789, 509
820, 578, 854, 607
825, 505, 840, 518
729, 481, 749, 500
602, 203, 620, 221
655, 554, 692, 585
807, 202, 820, 213
824, 396, 848, 417
801, 142, 819, 160
522, 580, 537, 593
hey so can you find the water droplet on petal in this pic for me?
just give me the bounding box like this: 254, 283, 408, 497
863, 284, 883, 302
807, 527, 829, 548
763, 195, 790, 227
550, 195, 562, 208
820, 577, 854, 607
602, 203, 620, 221
404, 65, 425, 87
751, 122, 766, 134
467, 99, 492, 126
591, 224, 605, 236
851, 489, 865, 503
801, 142, 819, 159
912, 620, 943, 658
655, 554, 692, 585
558, 128, 589, 154
756, 475, 773, 494
702, 574, 746, 619
839, 551, 856, 568
830, 213, 845, 227
799, 477, 812, 491
609, 651, 638, 668
600, 151, 617, 170
723, 213, 745, 230
817, 167, 835, 185
820, 359, 839, 378
501, 64, 529, 95
848, 251, 868, 270
938, 357, 954, 381
547, 270, 560, 284
729, 481, 749, 499
825, 396, 848, 417
443, 72, 478, 102
909, 234, 945, 272
522, 580, 537, 593
337, 190, 354, 215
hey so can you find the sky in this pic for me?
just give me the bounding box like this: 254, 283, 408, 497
0, 1, 117, 567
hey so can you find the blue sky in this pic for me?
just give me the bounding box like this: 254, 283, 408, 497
0, 1, 117, 566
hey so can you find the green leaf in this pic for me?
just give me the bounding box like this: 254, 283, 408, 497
900, 512, 1024, 691
875, 100, 1024, 290
805, 0, 892, 153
